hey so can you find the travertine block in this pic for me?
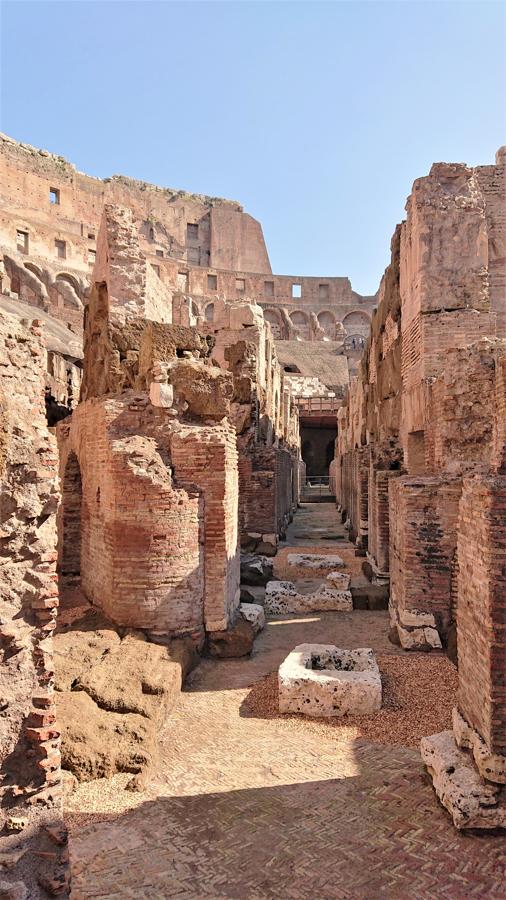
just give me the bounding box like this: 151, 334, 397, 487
287, 553, 345, 571
453, 708, 506, 785
421, 731, 506, 830
265, 581, 352, 615
279, 644, 381, 717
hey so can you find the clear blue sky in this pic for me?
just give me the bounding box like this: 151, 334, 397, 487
1, 1, 505, 294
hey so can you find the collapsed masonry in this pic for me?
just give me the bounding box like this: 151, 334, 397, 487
333, 147, 506, 828
0, 202, 302, 894
59, 202, 301, 639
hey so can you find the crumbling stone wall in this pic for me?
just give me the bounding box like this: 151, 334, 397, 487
197, 296, 301, 553
58, 204, 243, 645
0, 310, 67, 895
335, 148, 506, 651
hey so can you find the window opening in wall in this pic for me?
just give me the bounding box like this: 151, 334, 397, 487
16, 230, 29, 253
207, 274, 218, 290
187, 223, 199, 240
55, 239, 66, 259
88, 249, 96, 266
205, 303, 214, 322
49, 187, 60, 205
284, 364, 300, 373
319, 283, 329, 300
264, 281, 274, 297
149, 227, 155, 241
151, 264, 160, 277
177, 271, 188, 291
88, 232, 95, 240
292, 283, 302, 298
156, 249, 163, 257
236, 278, 246, 294
407, 431, 426, 475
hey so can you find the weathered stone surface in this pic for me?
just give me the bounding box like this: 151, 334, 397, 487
326, 571, 351, 590
169, 358, 233, 419
54, 616, 184, 781
240, 554, 273, 586
207, 616, 255, 659
421, 731, 506, 830
279, 644, 381, 717
239, 603, 265, 634
0, 880, 28, 900
397, 624, 442, 651
265, 580, 352, 615
453, 707, 506, 785
287, 553, 345, 571
56, 691, 154, 781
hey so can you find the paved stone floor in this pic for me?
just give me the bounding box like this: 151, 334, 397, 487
68, 505, 506, 898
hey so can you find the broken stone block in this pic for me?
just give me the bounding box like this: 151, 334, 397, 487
169, 358, 233, 419
397, 623, 442, 651
420, 730, 506, 830
206, 616, 255, 659
398, 608, 437, 628
326, 571, 351, 590
287, 553, 345, 571
240, 554, 273, 586
149, 381, 174, 408
452, 707, 506, 784
239, 603, 265, 634
264, 580, 352, 615
279, 644, 381, 717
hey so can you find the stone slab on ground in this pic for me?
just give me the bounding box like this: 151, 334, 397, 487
265, 580, 352, 615
278, 643, 382, 717
287, 552, 345, 571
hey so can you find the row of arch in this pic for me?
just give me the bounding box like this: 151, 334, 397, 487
263, 307, 371, 341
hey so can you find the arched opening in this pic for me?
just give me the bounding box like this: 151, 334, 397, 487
263, 308, 283, 340
317, 310, 336, 339
290, 310, 310, 340
24, 262, 44, 280
59, 452, 82, 578
56, 272, 81, 294
204, 302, 214, 322
342, 310, 371, 338
344, 333, 366, 352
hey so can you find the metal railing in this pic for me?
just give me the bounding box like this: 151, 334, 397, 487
294, 395, 342, 414
301, 476, 335, 501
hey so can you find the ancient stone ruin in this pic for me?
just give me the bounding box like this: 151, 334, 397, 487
0, 134, 505, 897
278, 644, 382, 717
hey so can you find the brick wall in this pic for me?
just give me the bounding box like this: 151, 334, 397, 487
457, 474, 506, 753
171, 423, 240, 632
389, 476, 461, 636
58, 399, 205, 637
